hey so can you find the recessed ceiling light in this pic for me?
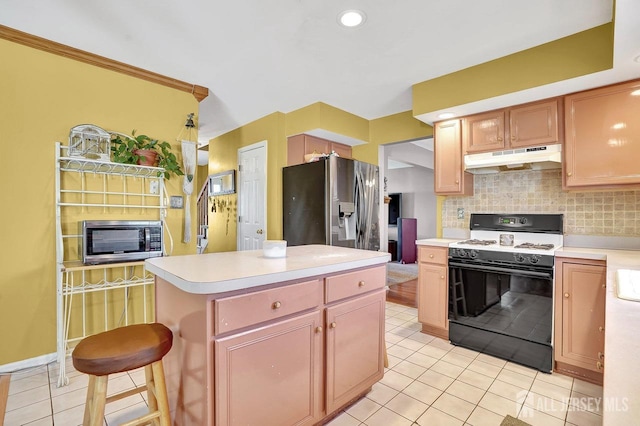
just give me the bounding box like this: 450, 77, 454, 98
338, 10, 366, 28
438, 112, 455, 119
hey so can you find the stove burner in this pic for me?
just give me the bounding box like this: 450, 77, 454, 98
458, 239, 497, 246
513, 243, 555, 250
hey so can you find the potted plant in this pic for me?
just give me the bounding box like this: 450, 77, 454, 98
111, 130, 184, 179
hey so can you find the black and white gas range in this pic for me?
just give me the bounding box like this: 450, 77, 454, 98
448, 213, 563, 372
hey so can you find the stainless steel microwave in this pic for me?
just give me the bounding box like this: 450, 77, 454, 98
80, 220, 163, 264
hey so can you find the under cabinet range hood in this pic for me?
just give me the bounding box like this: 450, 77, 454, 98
464, 144, 562, 174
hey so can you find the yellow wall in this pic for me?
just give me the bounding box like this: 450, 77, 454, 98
207, 112, 286, 252
413, 23, 614, 115
285, 102, 369, 141
0, 39, 199, 365
206, 106, 434, 251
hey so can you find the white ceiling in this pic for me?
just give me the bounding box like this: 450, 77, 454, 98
3, 0, 639, 144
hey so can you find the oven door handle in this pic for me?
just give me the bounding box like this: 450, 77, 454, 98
448, 261, 553, 279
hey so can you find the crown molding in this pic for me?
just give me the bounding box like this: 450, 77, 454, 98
0, 24, 209, 102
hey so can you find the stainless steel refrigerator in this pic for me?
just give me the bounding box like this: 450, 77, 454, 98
283, 156, 380, 251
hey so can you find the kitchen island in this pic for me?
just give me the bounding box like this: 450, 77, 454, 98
146, 245, 390, 426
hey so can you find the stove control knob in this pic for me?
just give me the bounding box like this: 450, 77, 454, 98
469, 250, 478, 259
519, 217, 528, 224
530, 254, 541, 264
456, 249, 467, 257
514, 253, 526, 263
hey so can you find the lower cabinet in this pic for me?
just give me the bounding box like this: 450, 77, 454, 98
325, 291, 385, 413
215, 311, 323, 426
554, 257, 606, 384
417, 246, 449, 339
157, 265, 386, 425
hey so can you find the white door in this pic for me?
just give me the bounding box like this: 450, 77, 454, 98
237, 141, 267, 250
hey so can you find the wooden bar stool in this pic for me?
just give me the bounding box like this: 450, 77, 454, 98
72, 323, 173, 426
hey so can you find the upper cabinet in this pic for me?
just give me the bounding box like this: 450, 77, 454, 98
564, 79, 640, 190
434, 119, 473, 195
287, 134, 352, 166
463, 98, 562, 154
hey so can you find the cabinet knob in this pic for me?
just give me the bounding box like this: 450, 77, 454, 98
567, 172, 573, 177
330, 322, 337, 329
497, 137, 503, 142
358, 280, 365, 287
598, 352, 604, 360
272, 301, 282, 310
455, 179, 459, 184
440, 275, 445, 279
596, 361, 604, 370
315, 326, 323, 333
511, 136, 516, 141
564, 293, 570, 298
429, 254, 434, 259
599, 326, 605, 332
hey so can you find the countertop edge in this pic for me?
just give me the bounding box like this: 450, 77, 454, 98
146, 255, 390, 295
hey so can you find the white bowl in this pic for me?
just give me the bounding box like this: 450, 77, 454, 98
263, 240, 287, 258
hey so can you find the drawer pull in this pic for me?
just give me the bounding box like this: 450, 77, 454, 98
272, 301, 282, 310
598, 352, 604, 360
330, 322, 337, 329
599, 326, 605, 332
564, 293, 570, 298
315, 326, 323, 333
358, 280, 365, 287
596, 361, 604, 370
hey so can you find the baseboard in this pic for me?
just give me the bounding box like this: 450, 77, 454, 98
0, 353, 56, 374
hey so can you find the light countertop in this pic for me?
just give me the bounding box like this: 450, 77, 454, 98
416, 238, 459, 247
146, 244, 390, 295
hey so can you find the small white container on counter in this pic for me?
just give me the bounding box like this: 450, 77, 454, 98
263, 240, 287, 258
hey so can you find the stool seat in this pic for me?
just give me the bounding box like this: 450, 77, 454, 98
73, 323, 173, 376
72, 323, 173, 426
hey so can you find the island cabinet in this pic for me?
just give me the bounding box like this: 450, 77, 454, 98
554, 257, 606, 385
463, 98, 562, 154
287, 134, 352, 166
155, 263, 385, 426
563, 79, 640, 190
417, 246, 449, 339
434, 119, 473, 195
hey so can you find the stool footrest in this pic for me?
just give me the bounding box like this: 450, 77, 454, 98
119, 410, 161, 426
105, 385, 148, 405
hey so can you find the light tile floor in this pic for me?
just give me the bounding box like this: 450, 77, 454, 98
4, 302, 603, 426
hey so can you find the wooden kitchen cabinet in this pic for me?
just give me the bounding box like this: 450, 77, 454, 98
463, 98, 561, 154
563, 79, 640, 190
156, 264, 386, 425
554, 257, 606, 385
287, 134, 352, 165
417, 246, 449, 339
325, 291, 385, 413
215, 310, 323, 426
434, 119, 473, 195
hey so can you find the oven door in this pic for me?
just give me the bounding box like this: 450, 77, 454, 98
448, 260, 554, 372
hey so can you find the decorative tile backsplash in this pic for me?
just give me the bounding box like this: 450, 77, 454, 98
442, 170, 640, 236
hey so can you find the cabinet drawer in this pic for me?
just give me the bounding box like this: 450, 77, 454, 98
419, 246, 448, 265
214, 280, 323, 335
325, 266, 385, 303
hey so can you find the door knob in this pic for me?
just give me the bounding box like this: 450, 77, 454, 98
256, 229, 263, 235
